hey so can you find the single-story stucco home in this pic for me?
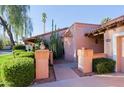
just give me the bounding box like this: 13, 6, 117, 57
24, 15, 124, 72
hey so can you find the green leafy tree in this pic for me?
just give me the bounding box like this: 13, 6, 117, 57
0, 5, 33, 46
42, 12, 47, 33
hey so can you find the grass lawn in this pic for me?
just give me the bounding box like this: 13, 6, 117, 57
0, 54, 14, 86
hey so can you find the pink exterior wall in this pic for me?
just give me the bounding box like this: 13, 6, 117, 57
104, 26, 124, 59
74, 23, 104, 53
64, 26, 75, 61
104, 26, 124, 72
64, 23, 104, 62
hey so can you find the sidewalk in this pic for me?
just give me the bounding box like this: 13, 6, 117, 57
0, 49, 12, 55
32, 73, 124, 87
54, 62, 79, 81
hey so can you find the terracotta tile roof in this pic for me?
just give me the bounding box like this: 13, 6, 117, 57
85, 15, 124, 37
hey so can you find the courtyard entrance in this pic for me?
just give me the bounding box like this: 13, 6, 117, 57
53, 60, 79, 81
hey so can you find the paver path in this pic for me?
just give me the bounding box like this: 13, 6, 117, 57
54, 61, 79, 81
32, 73, 124, 87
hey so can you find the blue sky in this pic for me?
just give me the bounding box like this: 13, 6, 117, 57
30, 5, 124, 36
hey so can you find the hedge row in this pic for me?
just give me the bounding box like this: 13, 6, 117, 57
92, 58, 116, 74
13, 50, 34, 58
0, 49, 35, 87
1, 57, 35, 87
13, 44, 26, 50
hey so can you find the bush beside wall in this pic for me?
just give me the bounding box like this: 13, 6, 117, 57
92, 58, 116, 74
13, 50, 26, 56
13, 44, 26, 50
13, 50, 34, 58
18, 52, 34, 58
1, 57, 34, 87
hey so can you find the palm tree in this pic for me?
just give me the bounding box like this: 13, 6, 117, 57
42, 12, 47, 33
0, 5, 33, 46
101, 17, 111, 24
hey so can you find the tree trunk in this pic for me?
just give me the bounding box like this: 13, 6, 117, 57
7, 25, 15, 46
44, 23, 45, 33
0, 16, 15, 47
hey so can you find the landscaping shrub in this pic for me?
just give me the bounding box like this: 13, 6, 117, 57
13, 50, 34, 58
13, 50, 26, 56
1, 57, 34, 87
13, 44, 26, 50
0, 64, 4, 87
92, 58, 116, 74
18, 52, 34, 58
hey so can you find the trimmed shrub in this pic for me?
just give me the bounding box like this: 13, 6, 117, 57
92, 58, 116, 74
18, 52, 34, 58
0, 64, 4, 87
1, 57, 34, 87
13, 50, 26, 56
13, 50, 34, 58
13, 44, 26, 50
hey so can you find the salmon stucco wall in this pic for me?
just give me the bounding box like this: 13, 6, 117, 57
104, 26, 124, 59
64, 25, 75, 62
64, 23, 104, 62
104, 25, 124, 72
74, 23, 104, 53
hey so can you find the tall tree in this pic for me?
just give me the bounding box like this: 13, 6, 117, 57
52, 19, 54, 32
55, 24, 57, 31
0, 5, 33, 46
101, 17, 111, 24
42, 12, 47, 33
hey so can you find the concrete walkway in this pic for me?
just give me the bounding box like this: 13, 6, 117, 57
32, 60, 124, 87
54, 62, 79, 81
32, 73, 124, 87
0, 49, 12, 55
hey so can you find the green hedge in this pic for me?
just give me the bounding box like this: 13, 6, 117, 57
13, 50, 34, 58
92, 58, 116, 74
13, 50, 26, 56
13, 44, 26, 50
1, 57, 34, 87
18, 52, 34, 58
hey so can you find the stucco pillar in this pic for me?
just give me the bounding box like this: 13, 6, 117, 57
116, 37, 122, 72
35, 50, 49, 80
77, 48, 93, 74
